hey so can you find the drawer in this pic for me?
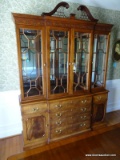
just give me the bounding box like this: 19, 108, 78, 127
67, 112, 91, 125
49, 96, 92, 113
72, 96, 92, 107
50, 120, 90, 139
50, 117, 67, 129
50, 112, 91, 129
50, 126, 68, 139
74, 105, 91, 114
49, 100, 73, 112
93, 93, 108, 104
68, 120, 90, 134
21, 102, 48, 115
50, 110, 73, 120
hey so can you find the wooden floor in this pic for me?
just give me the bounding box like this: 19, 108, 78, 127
0, 110, 120, 160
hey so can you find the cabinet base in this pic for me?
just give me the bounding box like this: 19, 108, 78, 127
23, 141, 48, 150
92, 121, 107, 130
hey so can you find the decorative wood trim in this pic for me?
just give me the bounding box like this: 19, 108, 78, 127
41, 2, 69, 16
77, 5, 98, 22
45, 20, 95, 30
15, 18, 45, 26
95, 23, 113, 32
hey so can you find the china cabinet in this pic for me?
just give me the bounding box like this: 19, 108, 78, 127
13, 2, 113, 149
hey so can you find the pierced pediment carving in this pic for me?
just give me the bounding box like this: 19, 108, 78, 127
42, 2, 69, 17
77, 5, 98, 22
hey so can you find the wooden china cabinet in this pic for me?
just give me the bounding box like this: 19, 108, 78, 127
12, 2, 113, 149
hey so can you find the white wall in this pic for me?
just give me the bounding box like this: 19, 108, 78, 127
106, 79, 120, 112
0, 90, 22, 138
0, 79, 120, 138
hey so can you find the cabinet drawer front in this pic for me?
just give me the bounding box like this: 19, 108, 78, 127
50, 120, 90, 139
22, 102, 48, 114
50, 112, 91, 129
73, 96, 92, 107
50, 117, 67, 129
50, 126, 68, 139
93, 93, 108, 104
68, 112, 91, 124
70, 96, 92, 108
49, 100, 73, 112
73, 105, 91, 114
49, 96, 92, 113
50, 110, 72, 119
68, 121, 90, 134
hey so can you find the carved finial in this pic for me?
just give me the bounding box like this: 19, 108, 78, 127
77, 5, 98, 22
41, 2, 69, 17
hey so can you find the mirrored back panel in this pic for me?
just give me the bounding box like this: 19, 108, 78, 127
73, 32, 90, 92
91, 34, 107, 88
20, 29, 43, 97
49, 30, 68, 94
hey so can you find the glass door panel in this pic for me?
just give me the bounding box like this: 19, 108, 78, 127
20, 29, 43, 97
91, 34, 107, 88
73, 32, 90, 92
50, 30, 68, 94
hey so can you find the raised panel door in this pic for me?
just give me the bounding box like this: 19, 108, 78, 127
92, 93, 108, 125
22, 113, 48, 148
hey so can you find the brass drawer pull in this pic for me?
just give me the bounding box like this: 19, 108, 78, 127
55, 104, 62, 108
81, 108, 87, 112
97, 96, 102, 100
81, 115, 87, 119
56, 113, 62, 117
80, 123, 86, 127
56, 121, 62, 125
43, 134, 45, 137
56, 130, 62, 134
81, 100, 87, 104
32, 108, 39, 112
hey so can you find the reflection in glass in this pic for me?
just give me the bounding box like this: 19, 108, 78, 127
92, 34, 107, 88
50, 30, 68, 94
20, 29, 43, 97
73, 32, 90, 91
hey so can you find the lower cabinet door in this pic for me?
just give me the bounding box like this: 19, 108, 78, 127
92, 93, 108, 126
22, 113, 48, 149
92, 103, 106, 123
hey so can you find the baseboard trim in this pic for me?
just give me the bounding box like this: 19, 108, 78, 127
107, 102, 120, 113
0, 123, 22, 139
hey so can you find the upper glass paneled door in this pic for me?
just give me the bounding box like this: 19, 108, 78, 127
49, 30, 68, 94
73, 32, 90, 92
20, 28, 43, 97
91, 34, 108, 88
